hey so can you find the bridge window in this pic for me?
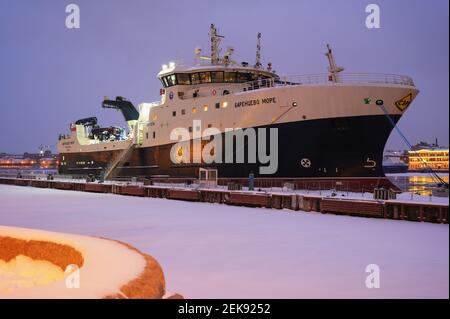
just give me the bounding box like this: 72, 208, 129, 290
177, 73, 190, 85
190, 73, 200, 85
161, 71, 273, 87
167, 74, 177, 86
224, 72, 236, 83
162, 74, 177, 87
211, 71, 224, 83
237, 72, 253, 83
199, 72, 211, 83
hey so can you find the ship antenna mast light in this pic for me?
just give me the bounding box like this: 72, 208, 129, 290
209, 24, 224, 65
254, 32, 262, 69
325, 44, 344, 83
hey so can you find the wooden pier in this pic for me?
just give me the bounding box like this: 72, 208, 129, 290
0, 177, 447, 224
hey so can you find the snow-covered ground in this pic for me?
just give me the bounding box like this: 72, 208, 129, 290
0, 185, 448, 298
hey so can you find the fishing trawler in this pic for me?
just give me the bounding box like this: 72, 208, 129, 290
57, 24, 419, 188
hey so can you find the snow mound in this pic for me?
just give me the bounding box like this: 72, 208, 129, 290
0, 255, 65, 292
0, 225, 166, 299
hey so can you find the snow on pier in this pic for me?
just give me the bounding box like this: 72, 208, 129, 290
0, 184, 448, 298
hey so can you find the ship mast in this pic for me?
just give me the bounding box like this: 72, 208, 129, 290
209, 24, 224, 65
254, 32, 262, 69
325, 44, 344, 83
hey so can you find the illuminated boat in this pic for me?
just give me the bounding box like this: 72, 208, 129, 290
57, 24, 419, 188
382, 151, 408, 174
408, 148, 449, 173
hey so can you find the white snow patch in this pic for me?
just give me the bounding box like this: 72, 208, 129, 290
0, 185, 448, 298
0, 224, 146, 298
0, 255, 65, 292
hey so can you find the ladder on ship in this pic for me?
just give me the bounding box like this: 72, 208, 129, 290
376, 102, 448, 187
103, 142, 136, 180
103, 122, 145, 180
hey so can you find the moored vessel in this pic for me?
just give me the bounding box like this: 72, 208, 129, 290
57, 24, 419, 189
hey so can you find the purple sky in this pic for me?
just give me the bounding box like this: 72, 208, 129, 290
0, 0, 448, 153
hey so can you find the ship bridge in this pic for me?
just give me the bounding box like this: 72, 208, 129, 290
157, 64, 279, 100
155, 24, 415, 102
158, 65, 278, 89
157, 64, 415, 101
155, 24, 282, 101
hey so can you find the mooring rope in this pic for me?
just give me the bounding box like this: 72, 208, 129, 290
376, 102, 447, 186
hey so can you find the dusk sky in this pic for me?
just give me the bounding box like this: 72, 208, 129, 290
0, 0, 448, 153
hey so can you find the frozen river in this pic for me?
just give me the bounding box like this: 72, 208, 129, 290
0, 185, 448, 298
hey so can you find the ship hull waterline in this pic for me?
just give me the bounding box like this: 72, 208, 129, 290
59, 114, 401, 191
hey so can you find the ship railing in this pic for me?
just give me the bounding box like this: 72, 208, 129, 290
58, 134, 71, 140
242, 78, 277, 91
242, 73, 415, 92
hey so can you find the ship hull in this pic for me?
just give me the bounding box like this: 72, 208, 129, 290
59, 114, 400, 181
383, 165, 409, 174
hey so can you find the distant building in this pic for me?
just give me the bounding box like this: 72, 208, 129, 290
408, 147, 449, 172
0, 148, 57, 169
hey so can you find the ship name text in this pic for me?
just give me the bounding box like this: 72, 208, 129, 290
234, 97, 276, 108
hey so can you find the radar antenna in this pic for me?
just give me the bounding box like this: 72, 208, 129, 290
194, 46, 202, 65
254, 33, 262, 69
223, 46, 237, 66
209, 24, 224, 65
325, 44, 344, 83
194, 46, 214, 65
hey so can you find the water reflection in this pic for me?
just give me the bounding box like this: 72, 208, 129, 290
387, 173, 449, 195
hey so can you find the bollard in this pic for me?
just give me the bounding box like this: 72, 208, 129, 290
249, 173, 254, 191
291, 194, 298, 210
297, 195, 304, 210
